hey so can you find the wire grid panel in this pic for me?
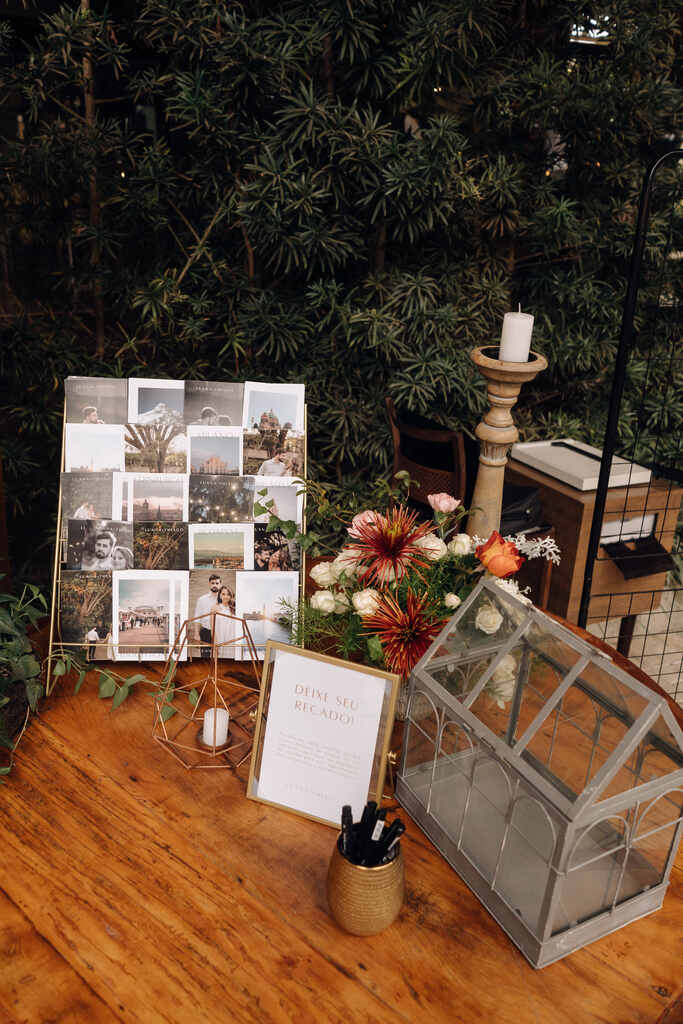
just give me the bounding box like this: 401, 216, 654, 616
581, 153, 682, 701
588, 588, 683, 705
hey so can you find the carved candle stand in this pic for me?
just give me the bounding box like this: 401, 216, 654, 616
466, 346, 547, 539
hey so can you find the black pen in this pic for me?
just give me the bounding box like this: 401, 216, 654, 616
341, 804, 354, 860
362, 808, 387, 865
372, 819, 405, 866
356, 800, 378, 863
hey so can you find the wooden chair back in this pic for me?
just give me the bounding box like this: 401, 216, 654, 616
385, 396, 467, 507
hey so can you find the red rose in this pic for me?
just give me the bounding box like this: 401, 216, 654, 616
475, 531, 524, 578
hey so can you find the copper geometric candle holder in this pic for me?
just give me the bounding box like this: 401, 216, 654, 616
152, 608, 262, 770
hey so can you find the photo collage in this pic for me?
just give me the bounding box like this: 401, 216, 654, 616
58, 377, 305, 661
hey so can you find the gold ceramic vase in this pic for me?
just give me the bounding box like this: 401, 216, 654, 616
326, 842, 405, 936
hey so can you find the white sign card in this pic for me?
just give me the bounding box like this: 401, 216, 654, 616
250, 645, 398, 826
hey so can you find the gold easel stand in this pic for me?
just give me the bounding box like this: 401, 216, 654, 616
152, 608, 262, 770
466, 346, 547, 539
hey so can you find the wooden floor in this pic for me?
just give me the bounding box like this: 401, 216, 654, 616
1, 658, 682, 1024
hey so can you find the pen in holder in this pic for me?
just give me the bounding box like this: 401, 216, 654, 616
326, 806, 405, 936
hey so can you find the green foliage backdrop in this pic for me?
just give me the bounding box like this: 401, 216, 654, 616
0, 1, 680, 579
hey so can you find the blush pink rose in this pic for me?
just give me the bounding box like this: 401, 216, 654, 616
427, 493, 461, 513
347, 510, 381, 538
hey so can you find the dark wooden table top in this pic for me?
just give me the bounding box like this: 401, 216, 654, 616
1, 629, 681, 1024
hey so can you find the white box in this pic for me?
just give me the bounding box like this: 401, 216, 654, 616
510, 439, 652, 492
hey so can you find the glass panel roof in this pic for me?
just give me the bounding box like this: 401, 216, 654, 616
598, 712, 683, 803
414, 578, 683, 816
522, 673, 631, 801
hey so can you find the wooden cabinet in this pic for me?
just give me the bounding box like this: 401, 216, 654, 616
506, 459, 682, 623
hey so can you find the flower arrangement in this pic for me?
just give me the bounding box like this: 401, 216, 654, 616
257, 478, 560, 687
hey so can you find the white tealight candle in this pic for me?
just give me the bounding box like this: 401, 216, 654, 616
202, 707, 229, 747
499, 309, 534, 362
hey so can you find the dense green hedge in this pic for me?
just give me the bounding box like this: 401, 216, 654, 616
0, 2, 680, 580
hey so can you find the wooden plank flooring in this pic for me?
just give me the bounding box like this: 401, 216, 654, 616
0, 661, 681, 1024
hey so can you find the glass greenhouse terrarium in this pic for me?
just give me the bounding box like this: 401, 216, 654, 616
396, 577, 683, 968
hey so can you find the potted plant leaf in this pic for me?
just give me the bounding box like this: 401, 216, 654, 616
0, 581, 47, 779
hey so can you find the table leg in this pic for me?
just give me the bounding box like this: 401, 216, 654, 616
617, 614, 637, 658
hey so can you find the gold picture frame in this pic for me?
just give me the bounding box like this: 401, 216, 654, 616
247, 641, 400, 829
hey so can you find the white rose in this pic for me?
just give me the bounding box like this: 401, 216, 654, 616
333, 592, 351, 615
444, 592, 461, 610
352, 589, 381, 617
490, 654, 518, 706
448, 534, 472, 557
310, 590, 337, 614
331, 548, 360, 581
415, 533, 448, 561
309, 561, 336, 588
475, 604, 503, 635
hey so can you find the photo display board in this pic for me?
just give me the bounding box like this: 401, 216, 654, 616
55, 376, 305, 661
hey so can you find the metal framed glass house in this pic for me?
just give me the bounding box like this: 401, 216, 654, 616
395, 577, 683, 967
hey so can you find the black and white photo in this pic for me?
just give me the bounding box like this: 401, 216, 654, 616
67, 519, 133, 570
127, 378, 185, 426
60, 472, 113, 544
65, 376, 128, 425
184, 381, 243, 427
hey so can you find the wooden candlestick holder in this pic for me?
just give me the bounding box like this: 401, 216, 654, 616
466, 346, 547, 539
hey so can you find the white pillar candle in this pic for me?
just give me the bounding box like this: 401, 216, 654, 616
202, 707, 229, 746
499, 310, 534, 362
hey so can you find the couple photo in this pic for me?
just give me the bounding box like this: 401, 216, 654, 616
256, 450, 297, 476
243, 429, 305, 476
67, 519, 134, 570
192, 572, 240, 658
254, 526, 299, 572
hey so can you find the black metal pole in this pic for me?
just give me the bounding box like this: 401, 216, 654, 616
577, 149, 683, 629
